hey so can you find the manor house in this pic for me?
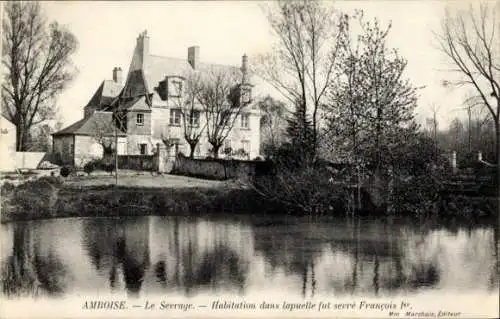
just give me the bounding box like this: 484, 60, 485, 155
52, 31, 261, 167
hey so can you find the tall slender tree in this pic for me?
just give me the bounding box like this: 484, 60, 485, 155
256, 0, 347, 161
2, 2, 78, 151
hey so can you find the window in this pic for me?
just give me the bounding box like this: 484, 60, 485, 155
241, 113, 249, 129
170, 80, 183, 97
170, 109, 181, 126
223, 139, 232, 155
188, 110, 200, 127
242, 140, 250, 155
136, 113, 144, 126
241, 87, 251, 104
139, 144, 147, 155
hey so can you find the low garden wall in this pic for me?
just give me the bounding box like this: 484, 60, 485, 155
174, 156, 272, 181
117, 155, 157, 171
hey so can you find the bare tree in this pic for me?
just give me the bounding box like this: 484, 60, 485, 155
172, 72, 207, 158
435, 2, 499, 195
2, 2, 78, 151
196, 67, 248, 158
255, 0, 346, 161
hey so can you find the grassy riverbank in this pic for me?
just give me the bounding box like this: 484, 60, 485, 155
1, 174, 496, 224
0, 175, 287, 223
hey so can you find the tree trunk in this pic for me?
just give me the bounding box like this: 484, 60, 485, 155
495, 120, 499, 215
188, 142, 196, 159
212, 144, 221, 159
16, 125, 29, 151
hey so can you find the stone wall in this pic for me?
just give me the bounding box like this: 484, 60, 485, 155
118, 155, 157, 171
174, 156, 271, 181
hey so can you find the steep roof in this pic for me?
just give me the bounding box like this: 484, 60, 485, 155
137, 54, 241, 103
118, 95, 152, 111
52, 111, 126, 137
85, 80, 123, 108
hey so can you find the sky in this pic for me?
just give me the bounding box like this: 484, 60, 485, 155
41, 0, 476, 130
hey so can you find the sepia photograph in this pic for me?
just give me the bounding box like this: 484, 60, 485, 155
0, 0, 499, 318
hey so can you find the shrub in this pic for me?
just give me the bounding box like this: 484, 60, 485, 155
60, 166, 72, 177
83, 162, 95, 175
103, 163, 115, 174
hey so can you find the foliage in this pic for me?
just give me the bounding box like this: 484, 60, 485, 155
2, 2, 78, 151
60, 166, 71, 177
258, 95, 287, 157
83, 162, 94, 175
286, 99, 316, 165
325, 10, 419, 171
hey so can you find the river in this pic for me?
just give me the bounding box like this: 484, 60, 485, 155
1, 215, 498, 300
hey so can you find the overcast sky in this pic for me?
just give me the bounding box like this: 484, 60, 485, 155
43, 0, 475, 130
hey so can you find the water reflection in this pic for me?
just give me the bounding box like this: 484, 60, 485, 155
1, 216, 497, 298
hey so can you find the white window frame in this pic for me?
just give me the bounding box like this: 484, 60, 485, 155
170, 80, 183, 98
241, 87, 251, 104
136, 113, 144, 126
170, 109, 182, 126
242, 140, 250, 155
241, 113, 249, 129
188, 110, 200, 127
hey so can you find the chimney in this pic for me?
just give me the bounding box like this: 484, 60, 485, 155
136, 30, 149, 69
112, 67, 122, 84
188, 46, 200, 69
242, 54, 248, 81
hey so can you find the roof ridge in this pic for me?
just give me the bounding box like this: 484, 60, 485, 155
149, 53, 239, 69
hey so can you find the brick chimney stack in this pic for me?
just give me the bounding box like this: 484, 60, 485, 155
136, 30, 149, 69
113, 67, 122, 84
188, 46, 200, 69
241, 53, 248, 83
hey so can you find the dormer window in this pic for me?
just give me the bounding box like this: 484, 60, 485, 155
170, 80, 183, 98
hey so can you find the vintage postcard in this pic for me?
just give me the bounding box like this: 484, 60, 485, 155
0, 0, 498, 318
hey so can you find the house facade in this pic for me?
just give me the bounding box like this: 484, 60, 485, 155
53, 31, 261, 167
0, 115, 17, 171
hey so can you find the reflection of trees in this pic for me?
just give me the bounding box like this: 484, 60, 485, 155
81, 217, 150, 297
2, 223, 68, 298
32, 243, 68, 296
251, 218, 451, 296
81, 217, 250, 296
149, 217, 251, 296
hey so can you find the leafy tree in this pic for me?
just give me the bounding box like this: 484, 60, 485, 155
2, 2, 78, 151
325, 11, 419, 171
257, 95, 287, 156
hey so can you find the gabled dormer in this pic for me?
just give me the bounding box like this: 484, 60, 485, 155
156, 75, 185, 101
